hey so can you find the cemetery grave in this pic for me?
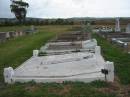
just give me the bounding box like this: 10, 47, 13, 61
98, 32, 130, 53
40, 31, 97, 55
0, 26, 37, 43
126, 24, 130, 33
4, 31, 114, 84
97, 19, 130, 53
51, 31, 89, 42
93, 26, 113, 33
99, 32, 130, 39
111, 38, 130, 53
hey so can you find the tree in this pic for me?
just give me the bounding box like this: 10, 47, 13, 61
10, 0, 29, 23
55, 19, 64, 25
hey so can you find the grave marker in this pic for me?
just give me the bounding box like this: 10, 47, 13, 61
115, 18, 121, 32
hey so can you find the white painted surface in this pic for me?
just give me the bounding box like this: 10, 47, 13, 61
126, 24, 130, 33
33, 50, 39, 57
95, 46, 101, 55
14, 52, 102, 77
4, 67, 14, 84
4, 39, 114, 83
40, 39, 97, 55
115, 18, 121, 32
105, 61, 114, 82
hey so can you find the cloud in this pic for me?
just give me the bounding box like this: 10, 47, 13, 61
0, 0, 14, 18
0, 0, 130, 18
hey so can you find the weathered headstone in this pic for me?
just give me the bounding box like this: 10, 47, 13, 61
0, 32, 6, 43
115, 18, 121, 32
6, 32, 10, 39
33, 50, 39, 57
31, 25, 35, 31
105, 61, 114, 82
126, 24, 130, 33
4, 67, 14, 84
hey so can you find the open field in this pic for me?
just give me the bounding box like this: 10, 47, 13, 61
0, 25, 130, 97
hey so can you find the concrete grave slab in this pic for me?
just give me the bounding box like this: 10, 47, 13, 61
40, 39, 97, 55
4, 46, 114, 83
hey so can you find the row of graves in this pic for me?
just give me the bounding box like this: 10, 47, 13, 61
4, 31, 114, 84
93, 26, 113, 33
98, 24, 130, 53
0, 26, 37, 43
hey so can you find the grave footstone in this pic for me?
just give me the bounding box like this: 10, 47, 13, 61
4, 67, 14, 84
33, 50, 39, 57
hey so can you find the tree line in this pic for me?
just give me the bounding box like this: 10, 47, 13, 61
0, 19, 75, 26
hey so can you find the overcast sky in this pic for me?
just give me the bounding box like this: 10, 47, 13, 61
0, 0, 130, 18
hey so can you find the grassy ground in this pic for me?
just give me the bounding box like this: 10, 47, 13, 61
1, 25, 129, 97
93, 33, 130, 85
0, 81, 117, 97
0, 25, 74, 82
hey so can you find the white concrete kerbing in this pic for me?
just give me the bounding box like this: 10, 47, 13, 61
105, 61, 114, 82
3, 38, 114, 84
4, 67, 14, 84
3, 51, 114, 83
82, 39, 97, 49
33, 50, 39, 57
126, 23, 130, 33
95, 46, 101, 55
111, 38, 129, 47
40, 39, 97, 55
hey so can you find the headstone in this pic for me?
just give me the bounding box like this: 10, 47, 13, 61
104, 61, 114, 82
115, 18, 121, 32
0, 32, 6, 43
9, 31, 15, 38
95, 46, 101, 55
6, 32, 10, 39
15, 32, 19, 37
4, 67, 14, 84
126, 24, 130, 33
31, 25, 35, 31
33, 50, 39, 57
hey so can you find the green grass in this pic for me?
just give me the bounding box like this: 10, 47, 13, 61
0, 32, 55, 81
1, 25, 130, 96
0, 81, 116, 97
93, 33, 130, 85
0, 25, 74, 82
0, 26, 29, 32
0, 25, 118, 97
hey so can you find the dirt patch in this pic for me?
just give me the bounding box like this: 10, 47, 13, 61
25, 85, 40, 92
97, 76, 130, 97
48, 85, 72, 96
